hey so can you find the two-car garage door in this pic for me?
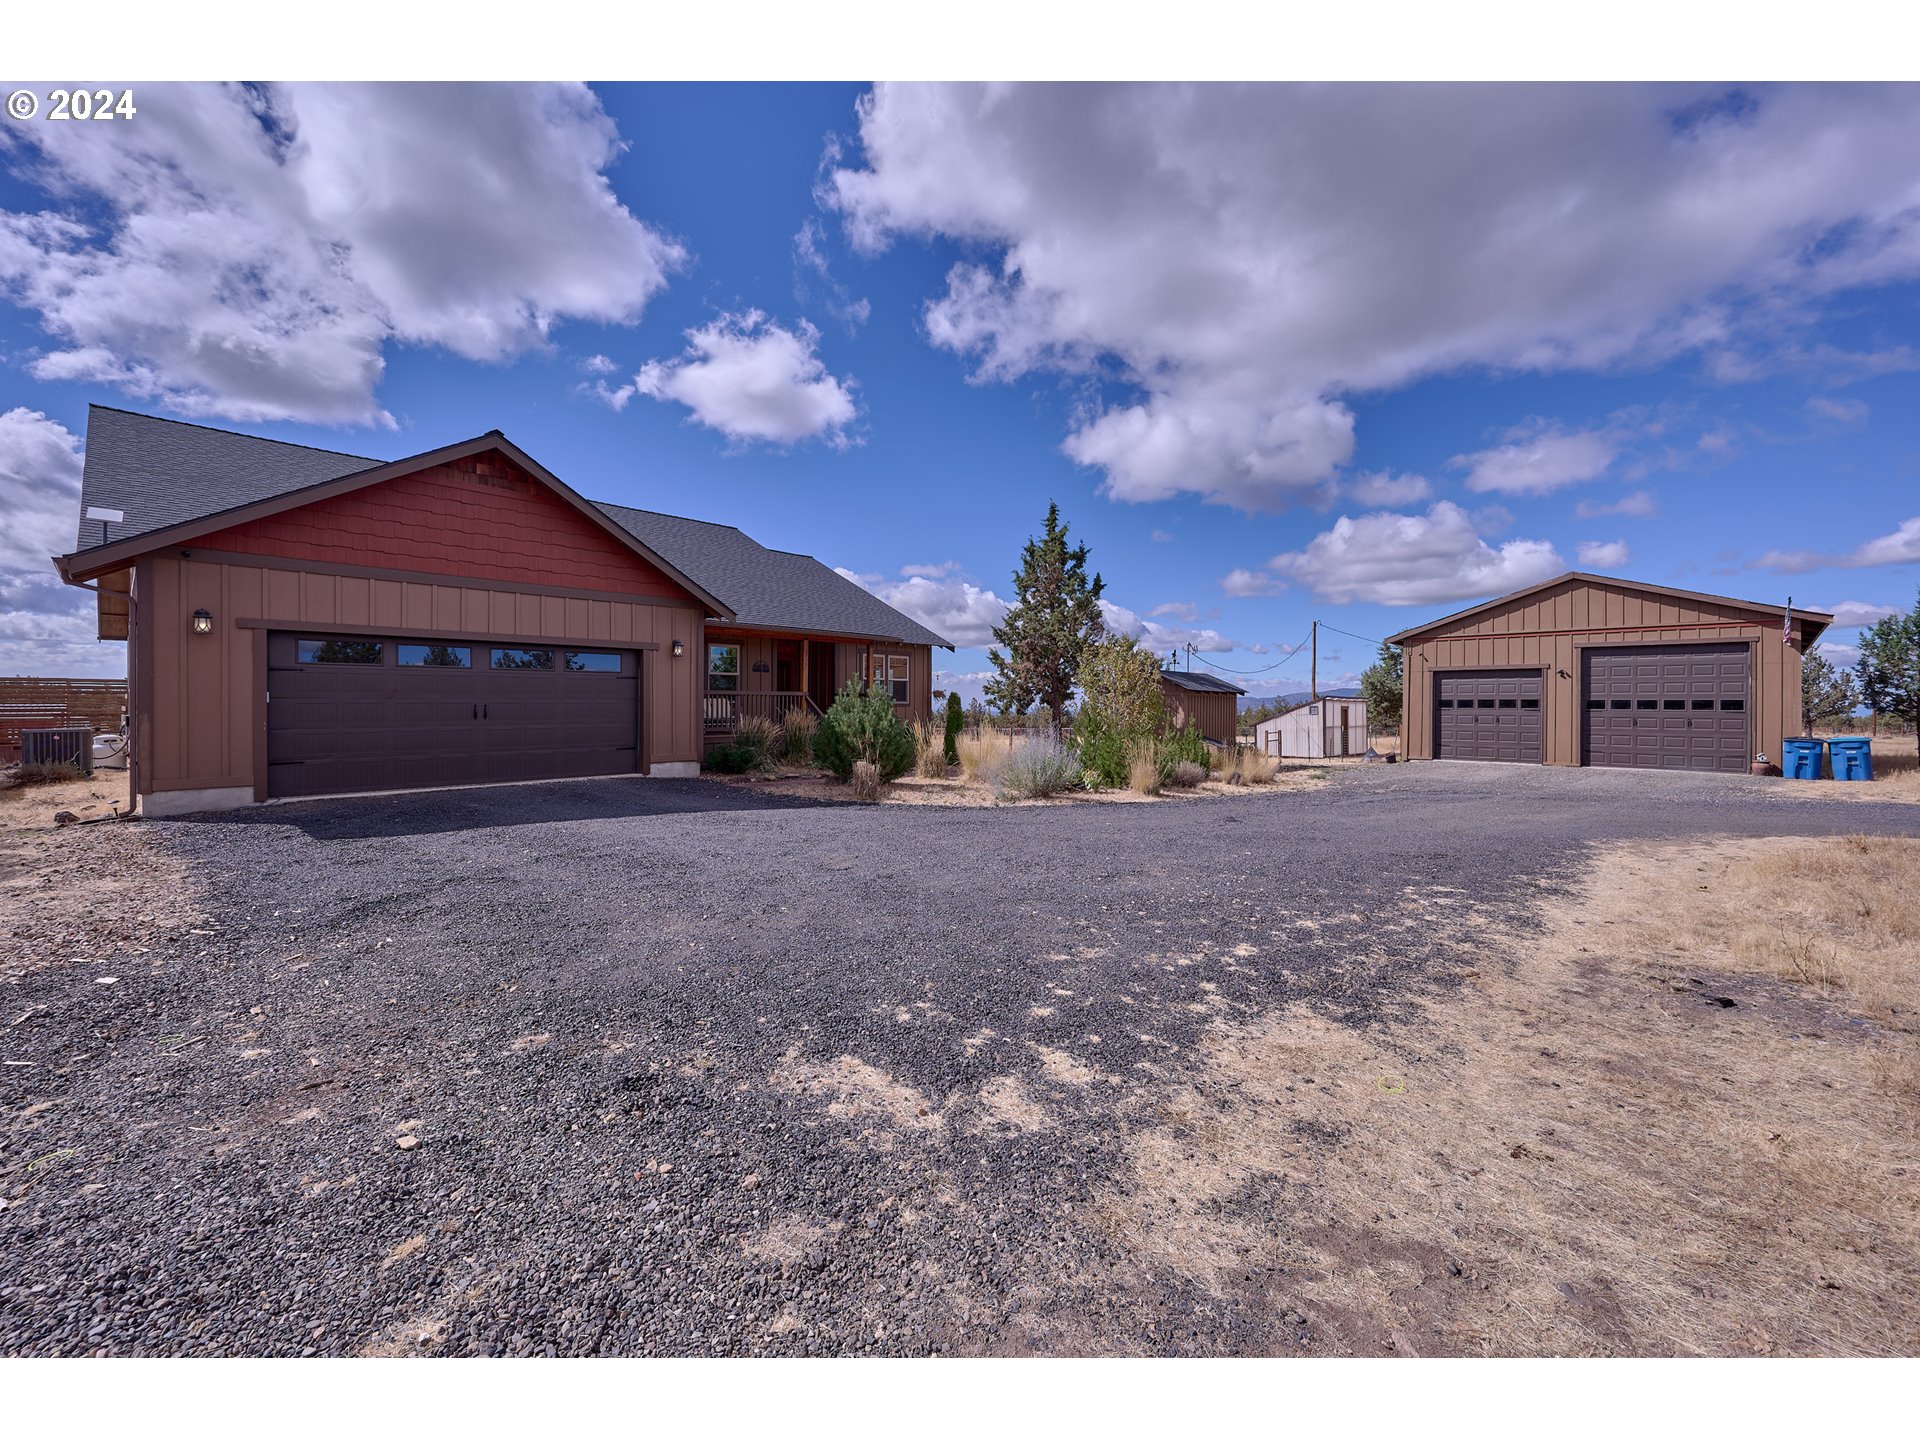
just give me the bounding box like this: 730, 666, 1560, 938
267, 633, 638, 798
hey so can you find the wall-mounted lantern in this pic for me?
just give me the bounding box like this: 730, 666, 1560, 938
670, 639, 685, 658
190, 608, 214, 636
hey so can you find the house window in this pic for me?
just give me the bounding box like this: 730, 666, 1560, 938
299, 638, 382, 664
398, 644, 471, 668
873, 654, 909, 704
493, 647, 554, 671
565, 651, 620, 673
708, 643, 740, 692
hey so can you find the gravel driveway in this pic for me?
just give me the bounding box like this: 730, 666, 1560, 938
3, 764, 1913, 1356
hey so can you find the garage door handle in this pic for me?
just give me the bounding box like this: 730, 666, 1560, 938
472, 703, 478, 720
483, 703, 489, 720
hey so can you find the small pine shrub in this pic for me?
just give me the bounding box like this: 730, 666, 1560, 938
849, 759, 883, 802
1163, 722, 1209, 771
994, 738, 1083, 799
703, 741, 756, 774
943, 692, 964, 766
1169, 759, 1206, 788
814, 680, 915, 782
1074, 708, 1132, 789
778, 705, 818, 765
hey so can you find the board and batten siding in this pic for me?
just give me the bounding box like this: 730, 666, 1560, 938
136, 552, 707, 797
1399, 577, 1806, 767
1160, 682, 1239, 745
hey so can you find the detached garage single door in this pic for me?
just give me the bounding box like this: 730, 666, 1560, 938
267, 634, 638, 798
1582, 644, 1750, 772
1434, 671, 1542, 763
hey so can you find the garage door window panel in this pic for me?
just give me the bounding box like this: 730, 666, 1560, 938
299, 638, 383, 665
398, 644, 471, 667
493, 647, 554, 671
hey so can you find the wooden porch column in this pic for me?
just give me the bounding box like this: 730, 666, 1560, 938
866, 641, 874, 695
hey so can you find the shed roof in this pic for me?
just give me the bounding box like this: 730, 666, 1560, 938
1159, 669, 1247, 696
1384, 571, 1833, 646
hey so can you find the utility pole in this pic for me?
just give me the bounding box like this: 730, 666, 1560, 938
1310, 620, 1318, 703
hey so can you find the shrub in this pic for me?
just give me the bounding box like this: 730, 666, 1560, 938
994, 738, 1083, 799
814, 680, 916, 782
1074, 707, 1132, 789
1169, 759, 1207, 788
702, 741, 757, 774
735, 714, 779, 770
943, 692, 964, 766
849, 759, 883, 802
913, 720, 948, 778
1163, 721, 1209, 771
1237, 748, 1278, 785
11, 760, 85, 787
778, 705, 818, 764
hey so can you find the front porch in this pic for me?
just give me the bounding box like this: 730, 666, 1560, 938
702, 626, 927, 746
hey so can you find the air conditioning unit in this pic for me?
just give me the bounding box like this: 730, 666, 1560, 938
21, 726, 94, 775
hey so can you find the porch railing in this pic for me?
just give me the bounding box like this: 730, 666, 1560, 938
704, 690, 824, 736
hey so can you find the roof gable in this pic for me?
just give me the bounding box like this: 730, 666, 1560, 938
1385, 571, 1833, 645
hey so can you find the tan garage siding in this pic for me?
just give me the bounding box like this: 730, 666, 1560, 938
1397, 575, 1816, 768
138, 552, 706, 798
1161, 685, 1240, 745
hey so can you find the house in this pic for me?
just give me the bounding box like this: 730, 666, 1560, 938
1156, 669, 1245, 745
1255, 696, 1368, 758
52, 407, 950, 815
1387, 572, 1831, 773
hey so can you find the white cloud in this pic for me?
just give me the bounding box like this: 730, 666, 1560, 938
828, 84, 1920, 510
1577, 540, 1631, 568
1453, 424, 1619, 495
580, 354, 619, 375
1224, 501, 1565, 606
1817, 640, 1862, 668
1148, 601, 1202, 623
793, 217, 871, 331
1818, 600, 1901, 628
1099, 599, 1237, 655
0, 83, 682, 426
0, 408, 117, 676
635, 312, 859, 447
1575, 489, 1659, 519
1345, 470, 1433, 506
900, 560, 963, 579
1805, 394, 1870, 424
837, 566, 1008, 647
1149, 529, 1174, 543
1758, 516, 1920, 573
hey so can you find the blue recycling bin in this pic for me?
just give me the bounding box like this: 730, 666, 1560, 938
1781, 737, 1825, 780
1827, 736, 1873, 782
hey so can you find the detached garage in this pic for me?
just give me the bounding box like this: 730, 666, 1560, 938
1388, 573, 1832, 773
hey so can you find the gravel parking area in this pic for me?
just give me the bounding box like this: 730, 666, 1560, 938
3, 764, 1913, 1356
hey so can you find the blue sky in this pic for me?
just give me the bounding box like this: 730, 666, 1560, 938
3, 82, 1918, 694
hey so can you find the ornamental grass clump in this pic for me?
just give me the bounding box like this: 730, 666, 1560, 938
1128, 743, 1164, 796
913, 720, 949, 778
994, 737, 1083, 800
778, 705, 818, 764
849, 759, 883, 803
1169, 759, 1207, 789
735, 714, 779, 769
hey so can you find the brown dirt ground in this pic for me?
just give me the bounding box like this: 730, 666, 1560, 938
707, 762, 1344, 807
0, 771, 204, 987
1076, 833, 1920, 1356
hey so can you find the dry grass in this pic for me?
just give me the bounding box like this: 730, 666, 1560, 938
1087, 834, 1920, 1355
778, 705, 818, 764
956, 730, 1012, 784
1128, 746, 1164, 796
1217, 744, 1279, 786
848, 759, 883, 803
1168, 760, 1206, 789
1780, 731, 1920, 803
912, 720, 949, 779
5, 760, 86, 788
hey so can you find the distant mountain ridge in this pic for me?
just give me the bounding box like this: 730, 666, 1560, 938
1237, 687, 1361, 713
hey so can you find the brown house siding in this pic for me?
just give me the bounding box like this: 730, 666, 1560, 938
138, 553, 706, 800
1399, 577, 1807, 767
1160, 683, 1239, 745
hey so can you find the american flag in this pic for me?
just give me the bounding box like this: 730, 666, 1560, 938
1783, 596, 1792, 646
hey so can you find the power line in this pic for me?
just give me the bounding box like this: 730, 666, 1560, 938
1184, 631, 1313, 676
1317, 623, 1387, 648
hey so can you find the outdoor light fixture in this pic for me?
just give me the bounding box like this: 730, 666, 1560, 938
671, 639, 685, 657
190, 608, 214, 636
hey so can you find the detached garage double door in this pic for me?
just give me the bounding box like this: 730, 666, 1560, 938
1582, 644, 1750, 773
1434, 671, 1542, 763
267, 633, 639, 798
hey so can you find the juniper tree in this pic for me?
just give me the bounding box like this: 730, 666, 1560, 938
984, 502, 1105, 730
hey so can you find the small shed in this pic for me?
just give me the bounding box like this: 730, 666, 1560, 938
1255, 697, 1369, 758
1157, 669, 1245, 744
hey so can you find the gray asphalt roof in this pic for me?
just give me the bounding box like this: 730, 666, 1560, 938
73, 406, 381, 551
596, 503, 951, 649
1160, 669, 1247, 696
65, 407, 951, 649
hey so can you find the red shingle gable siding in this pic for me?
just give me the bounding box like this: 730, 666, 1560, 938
193, 452, 690, 601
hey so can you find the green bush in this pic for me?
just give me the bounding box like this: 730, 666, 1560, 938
994, 738, 1084, 799
1074, 706, 1132, 789
814, 679, 916, 782
943, 692, 963, 766
1163, 721, 1209, 772
703, 741, 757, 774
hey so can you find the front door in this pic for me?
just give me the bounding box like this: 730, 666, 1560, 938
807, 640, 836, 713
776, 639, 801, 693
